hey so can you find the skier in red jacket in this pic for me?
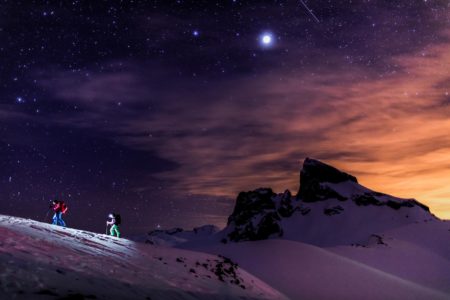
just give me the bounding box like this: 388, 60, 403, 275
50, 200, 68, 227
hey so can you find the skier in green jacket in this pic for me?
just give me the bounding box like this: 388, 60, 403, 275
106, 213, 121, 238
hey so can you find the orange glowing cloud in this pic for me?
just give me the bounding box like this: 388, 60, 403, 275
34, 28, 450, 220
127, 32, 450, 219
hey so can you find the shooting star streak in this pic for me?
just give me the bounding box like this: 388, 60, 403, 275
299, 0, 320, 23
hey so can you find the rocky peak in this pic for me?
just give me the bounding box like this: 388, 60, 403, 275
301, 157, 357, 184
225, 188, 298, 242
223, 158, 433, 244
298, 158, 357, 202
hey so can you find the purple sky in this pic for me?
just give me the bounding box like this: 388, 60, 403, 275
0, 1, 449, 234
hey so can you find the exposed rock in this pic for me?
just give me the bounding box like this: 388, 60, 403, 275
367, 234, 388, 247
148, 228, 183, 236
227, 188, 276, 227
300, 157, 357, 184
223, 158, 433, 244
352, 193, 382, 206
193, 225, 220, 235
257, 212, 283, 238
278, 190, 296, 217
298, 206, 311, 215
324, 206, 344, 216
352, 192, 429, 212
226, 188, 286, 242
297, 158, 352, 202
409, 200, 430, 212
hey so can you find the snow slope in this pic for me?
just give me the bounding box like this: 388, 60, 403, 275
275, 190, 434, 247
145, 158, 450, 299
0, 215, 287, 300
174, 219, 450, 299
156, 214, 450, 299
182, 239, 450, 300
330, 219, 450, 295
134, 225, 220, 247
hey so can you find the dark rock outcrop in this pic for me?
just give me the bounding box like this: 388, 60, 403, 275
226, 188, 284, 242
324, 205, 344, 216
278, 190, 296, 217
352, 192, 430, 212
224, 157, 433, 243
297, 158, 354, 202
410, 200, 430, 212
367, 234, 388, 247
301, 158, 358, 184
227, 188, 276, 226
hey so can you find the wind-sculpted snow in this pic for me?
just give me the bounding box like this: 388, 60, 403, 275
0, 215, 287, 300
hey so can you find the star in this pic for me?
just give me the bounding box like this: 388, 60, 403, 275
260, 32, 274, 47
192, 30, 199, 37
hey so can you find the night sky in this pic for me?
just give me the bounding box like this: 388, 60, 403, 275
0, 1, 449, 235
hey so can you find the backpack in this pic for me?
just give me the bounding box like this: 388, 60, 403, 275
60, 201, 68, 214
114, 213, 121, 225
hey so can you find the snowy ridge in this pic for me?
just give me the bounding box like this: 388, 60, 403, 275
138, 159, 439, 248
3, 158, 450, 300
0, 215, 286, 300
221, 158, 435, 246
140, 158, 450, 299
135, 225, 220, 247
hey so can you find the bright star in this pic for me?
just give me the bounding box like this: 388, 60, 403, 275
193, 30, 199, 37
260, 33, 274, 47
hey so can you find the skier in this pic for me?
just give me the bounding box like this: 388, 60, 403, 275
50, 199, 68, 227
106, 213, 121, 238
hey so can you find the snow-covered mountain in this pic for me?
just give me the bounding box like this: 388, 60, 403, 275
142, 158, 450, 299
145, 158, 435, 247
221, 157, 435, 246
0, 215, 286, 300
2, 158, 449, 299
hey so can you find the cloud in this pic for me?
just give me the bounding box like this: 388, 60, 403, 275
17, 4, 449, 220
31, 32, 450, 219
120, 33, 450, 218
38, 65, 172, 107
